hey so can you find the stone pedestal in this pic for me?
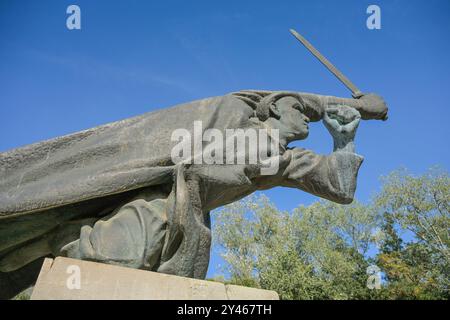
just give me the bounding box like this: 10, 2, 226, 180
30, 257, 279, 300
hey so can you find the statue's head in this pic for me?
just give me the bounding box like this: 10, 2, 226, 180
266, 95, 311, 141
231, 90, 321, 143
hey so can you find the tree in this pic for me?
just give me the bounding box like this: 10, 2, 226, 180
375, 167, 449, 299
213, 167, 449, 300
213, 195, 382, 299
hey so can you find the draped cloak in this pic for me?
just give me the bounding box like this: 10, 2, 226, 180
0, 90, 372, 299
0, 94, 258, 256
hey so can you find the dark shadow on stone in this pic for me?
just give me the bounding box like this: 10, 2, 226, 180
0, 256, 45, 300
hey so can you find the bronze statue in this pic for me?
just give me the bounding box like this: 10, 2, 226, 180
0, 30, 388, 299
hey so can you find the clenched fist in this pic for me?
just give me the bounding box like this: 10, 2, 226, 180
358, 93, 388, 121
323, 105, 361, 152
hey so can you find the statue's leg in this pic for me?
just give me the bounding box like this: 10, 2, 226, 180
60, 197, 168, 271
157, 164, 212, 279
55, 164, 213, 279
193, 211, 212, 279
0, 217, 96, 273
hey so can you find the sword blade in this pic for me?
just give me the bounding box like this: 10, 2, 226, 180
289, 29, 363, 98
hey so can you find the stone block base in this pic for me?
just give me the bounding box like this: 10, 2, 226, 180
30, 257, 279, 300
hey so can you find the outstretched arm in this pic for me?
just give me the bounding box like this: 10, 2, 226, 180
300, 92, 388, 121
278, 105, 364, 204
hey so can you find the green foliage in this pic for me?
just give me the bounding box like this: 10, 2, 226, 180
214, 195, 382, 299
213, 167, 449, 300
375, 167, 449, 299
376, 167, 449, 263
12, 288, 31, 300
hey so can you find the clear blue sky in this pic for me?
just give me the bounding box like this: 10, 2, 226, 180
1, 0, 449, 278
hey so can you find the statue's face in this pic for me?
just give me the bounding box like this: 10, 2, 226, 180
274, 97, 310, 141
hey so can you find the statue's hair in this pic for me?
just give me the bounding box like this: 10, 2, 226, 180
230, 90, 321, 122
